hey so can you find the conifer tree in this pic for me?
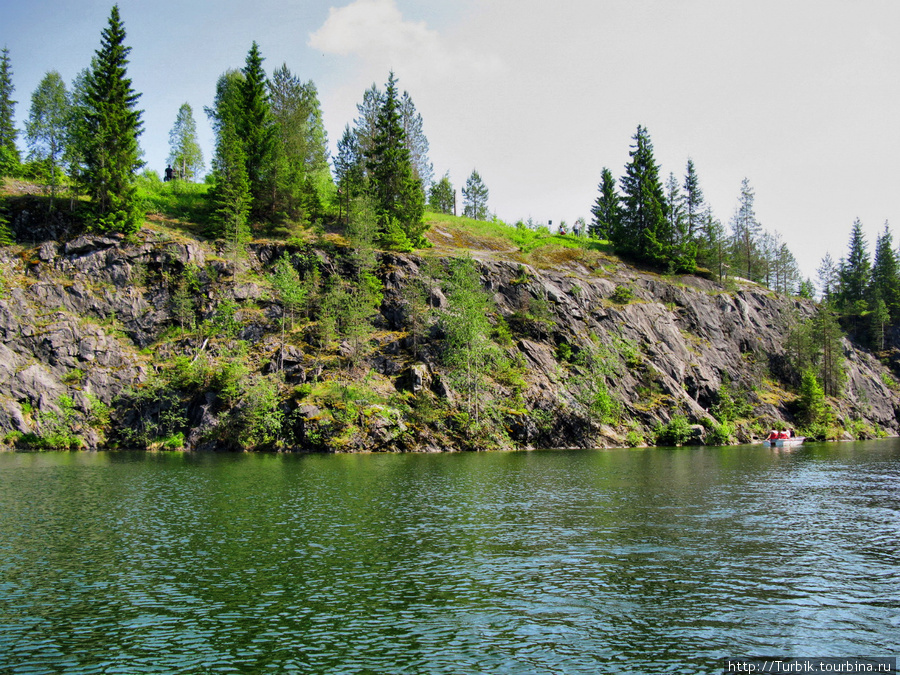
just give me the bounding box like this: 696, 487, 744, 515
81, 6, 144, 234
209, 114, 251, 247
334, 124, 362, 222
462, 169, 489, 220
617, 125, 670, 267
697, 211, 728, 282
0, 47, 20, 176
268, 64, 331, 224
399, 90, 432, 189
730, 178, 762, 281
683, 158, 706, 241
665, 171, 696, 272
238, 42, 276, 220
869, 223, 900, 321
817, 253, 838, 302
428, 172, 455, 214
366, 72, 426, 247
839, 218, 871, 315
167, 102, 204, 181
590, 167, 620, 240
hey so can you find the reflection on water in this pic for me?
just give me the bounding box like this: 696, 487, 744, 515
0, 442, 898, 673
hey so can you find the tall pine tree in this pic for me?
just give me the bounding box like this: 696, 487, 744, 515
617, 125, 670, 267
0, 47, 20, 176
81, 5, 144, 234
683, 159, 706, 241
590, 167, 620, 240
870, 222, 900, 322
238, 42, 276, 220
462, 169, 489, 220
730, 178, 762, 281
366, 72, 425, 247
839, 218, 871, 311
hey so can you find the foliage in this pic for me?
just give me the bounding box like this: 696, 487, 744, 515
270, 254, 309, 331
428, 172, 455, 214
27, 395, 85, 449
80, 5, 144, 234
135, 171, 210, 223
570, 339, 621, 425
610, 284, 635, 304
0, 47, 20, 176
167, 102, 204, 181
590, 167, 619, 239
704, 420, 733, 446
268, 64, 331, 226
729, 178, 762, 281
366, 72, 427, 246
796, 367, 830, 429
0, 198, 13, 245
710, 376, 753, 423
238, 42, 277, 220
462, 169, 489, 220
399, 89, 432, 188
208, 112, 251, 244
654, 414, 694, 446
615, 125, 672, 269
25, 71, 70, 204
440, 255, 502, 426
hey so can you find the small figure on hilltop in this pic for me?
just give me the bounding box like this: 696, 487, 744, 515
164, 165, 174, 182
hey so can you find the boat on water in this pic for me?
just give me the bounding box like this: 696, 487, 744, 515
762, 430, 804, 448
763, 436, 805, 448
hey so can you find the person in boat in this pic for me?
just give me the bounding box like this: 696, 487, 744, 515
778, 430, 789, 439
768, 430, 778, 440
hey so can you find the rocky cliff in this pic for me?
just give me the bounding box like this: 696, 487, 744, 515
0, 226, 897, 451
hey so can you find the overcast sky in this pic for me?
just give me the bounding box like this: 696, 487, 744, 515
3, 0, 900, 282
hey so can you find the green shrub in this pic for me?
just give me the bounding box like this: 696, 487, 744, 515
704, 421, 733, 446
625, 430, 644, 447
63, 368, 85, 385
654, 415, 693, 446
610, 285, 635, 304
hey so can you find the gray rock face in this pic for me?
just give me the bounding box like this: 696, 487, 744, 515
1, 235, 898, 451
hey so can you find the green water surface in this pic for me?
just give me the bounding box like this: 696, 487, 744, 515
0, 442, 897, 673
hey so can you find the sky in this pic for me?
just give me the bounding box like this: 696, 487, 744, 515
3, 0, 900, 282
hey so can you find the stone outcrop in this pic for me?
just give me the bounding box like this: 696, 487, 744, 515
0, 230, 898, 451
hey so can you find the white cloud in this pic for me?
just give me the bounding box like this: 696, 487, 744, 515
308, 0, 502, 82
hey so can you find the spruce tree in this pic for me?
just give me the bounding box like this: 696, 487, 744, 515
366, 72, 426, 247
839, 218, 871, 313
0, 47, 20, 176
617, 125, 670, 267
683, 159, 706, 241
209, 114, 251, 247
334, 124, 362, 222
590, 167, 620, 240
81, 5, 144, 234
869, 223, 899, 321
167, 102, 204, 181
238, 42, 276, 220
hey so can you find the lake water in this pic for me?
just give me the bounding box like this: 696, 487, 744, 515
0, 442, 897, 674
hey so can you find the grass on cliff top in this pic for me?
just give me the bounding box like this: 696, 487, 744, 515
423, 211, 615, 269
